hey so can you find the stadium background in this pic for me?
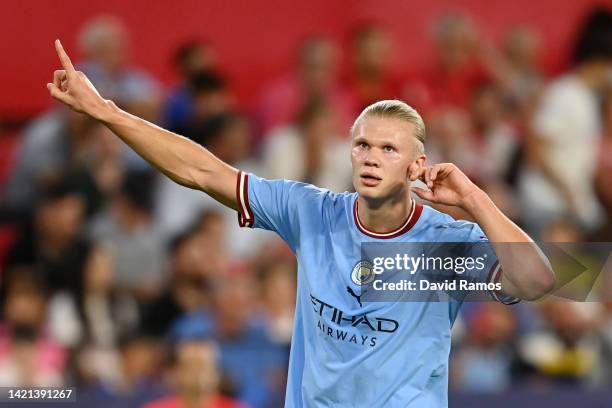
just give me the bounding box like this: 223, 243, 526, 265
0, 1, 611, 407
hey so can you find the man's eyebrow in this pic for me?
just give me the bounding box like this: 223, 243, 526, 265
353, 136, 397, 147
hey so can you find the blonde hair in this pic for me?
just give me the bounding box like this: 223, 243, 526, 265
351, 100, 426, 152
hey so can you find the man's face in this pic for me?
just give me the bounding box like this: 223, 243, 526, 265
351, 116, 426, 201
173, 341, 219, 395
355, 30, 391, 75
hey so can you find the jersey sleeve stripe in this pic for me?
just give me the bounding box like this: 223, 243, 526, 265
486, 260, 520, 305
236, 171, 254, 228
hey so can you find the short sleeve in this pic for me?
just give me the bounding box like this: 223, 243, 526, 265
235, 171, 325, 251
460, 223, 521, 305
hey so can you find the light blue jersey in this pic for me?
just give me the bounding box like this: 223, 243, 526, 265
235, 172, 518, 408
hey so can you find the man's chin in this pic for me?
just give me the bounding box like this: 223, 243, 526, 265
356, 185, 383, 199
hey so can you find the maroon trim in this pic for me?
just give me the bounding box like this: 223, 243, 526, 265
236, 171, 254, 228
486, 260, 501, 285
353, 199, 423, 239
243, 172, 253, 226
487, 261, 521, 305
236, 171, 243, 226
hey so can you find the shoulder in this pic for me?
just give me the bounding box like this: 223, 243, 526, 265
289, 181, 353, 217
248, 174, 346, 202
418, 205, 484, 241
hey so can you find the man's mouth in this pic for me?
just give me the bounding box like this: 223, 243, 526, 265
360, 173, 382, 186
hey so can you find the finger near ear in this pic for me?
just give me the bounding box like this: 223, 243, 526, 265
431, 165, 440, 181
425, 167, 433, 187
412, 187, 434, 201
417, 167, 427, 182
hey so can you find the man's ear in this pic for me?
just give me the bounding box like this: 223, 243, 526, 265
407, 154, 427, 179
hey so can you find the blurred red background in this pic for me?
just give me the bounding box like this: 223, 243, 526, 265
0, 0, 603, 119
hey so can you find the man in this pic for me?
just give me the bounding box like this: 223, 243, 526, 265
143, 339, 245, 408
519, 8, 612, 234
77, 15, 161, 121
48, 40, 554, 407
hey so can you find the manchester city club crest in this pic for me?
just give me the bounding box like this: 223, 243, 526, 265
351, 260, 375, 286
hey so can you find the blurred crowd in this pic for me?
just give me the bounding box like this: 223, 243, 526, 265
0, 7, 612, 407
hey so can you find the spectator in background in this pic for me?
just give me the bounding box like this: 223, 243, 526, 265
47, 242, 139, 386
593, 302, 612, 386
168, 70, 231, 135
452, 303, 517, 392
143, 339, 246, 408
498, 26, 544, 119
79, 333, 166, 408
469, 83, 522, 218
174, 41, 217, 77
1, 109, 101, 216
164, 40, 218, 133
78, 15, 161, 122
345, 23, 400, 111
403, 12, 487, 115
171, 273, 287, 408
0, 269, 67, 387
424, 106, 479, 178
77, 15, 162, 172
5, 180, 92, 296
471, 83, 520, 183
89, 170, 168, 301
254, 36, 355, 140
186, 113, 252, 165
517, 302, 600, 387
257, 256, 296, 348
140, 213, 224, 338
261, 97, 352, 192
595, 87, 612, 221
518, 8, 612, 235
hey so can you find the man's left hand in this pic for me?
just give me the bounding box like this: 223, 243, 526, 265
409, 163, 480, 209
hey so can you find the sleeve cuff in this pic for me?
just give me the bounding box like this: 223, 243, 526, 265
236, 171, 254, 228
487, 261, 521, 305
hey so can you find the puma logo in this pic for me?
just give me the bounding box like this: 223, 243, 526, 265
347, 286, 363, 307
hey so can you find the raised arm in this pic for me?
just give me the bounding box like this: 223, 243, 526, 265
410, 163, 556, 301
46, 40, 239, 210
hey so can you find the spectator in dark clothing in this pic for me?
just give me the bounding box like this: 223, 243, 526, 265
5, 179, 92, 296
166, 70, 231, 135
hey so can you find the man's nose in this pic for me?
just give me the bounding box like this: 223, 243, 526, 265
364, 151, 380, 167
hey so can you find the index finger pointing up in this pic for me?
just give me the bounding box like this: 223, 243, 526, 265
55, 39, 75, 73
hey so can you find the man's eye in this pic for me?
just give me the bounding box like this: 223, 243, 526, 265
359, 142, 368, 149
383, 146, 394, 152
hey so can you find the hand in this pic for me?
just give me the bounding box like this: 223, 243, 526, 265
408, 163, 480, 209
46, 39, 108, 120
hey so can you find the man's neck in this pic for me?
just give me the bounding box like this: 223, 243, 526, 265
357, 189, 412, 233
